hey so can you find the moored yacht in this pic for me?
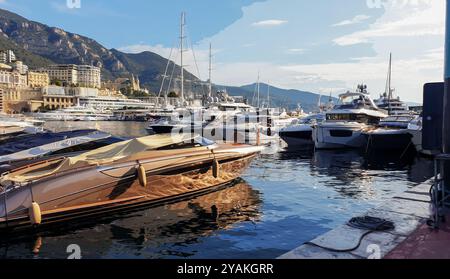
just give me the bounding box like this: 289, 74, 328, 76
375, 95, 410, 116
362, 115, 416, 152
313, 85, 388, 149
374, 53, 410, 116
32, 105, 114, 121
407, 115, 440, 156
0, 114, 44, 140
0, 134, 262, 231
280, 114, 325, 148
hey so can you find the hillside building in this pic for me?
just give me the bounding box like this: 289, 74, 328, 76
40, 64, 101, 88
0, 50, 16, 64
28, 71, 50, 88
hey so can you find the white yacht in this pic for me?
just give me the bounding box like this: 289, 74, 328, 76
362, 115, 416, 152
279, 114, 325, 147
33, 106, 114, 121
407, 115, 440, 156
0, 114, 44, 139
374, 53, 410, 116
313, 85, 388, 149
375, 94, 410, 116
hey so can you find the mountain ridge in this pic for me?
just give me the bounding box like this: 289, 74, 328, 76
0, 8, 199, 90
0, 7, 337, 111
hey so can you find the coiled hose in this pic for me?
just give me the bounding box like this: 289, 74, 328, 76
304, 216, 395, 253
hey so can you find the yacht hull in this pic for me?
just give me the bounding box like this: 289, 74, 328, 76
313, 123, 367, 149
0, 146, 260, 232
363, 129, 412, 151
279, 125, 313, 147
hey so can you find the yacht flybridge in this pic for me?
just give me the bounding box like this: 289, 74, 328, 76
0, 134, 262, 231
313, 85, 388, 149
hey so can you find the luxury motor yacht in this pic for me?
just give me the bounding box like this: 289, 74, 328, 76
146, 108, 221, 135
362, 115, 416, 152
0, 134, 262, 231
407, 115, 440, 156
375, 95, 410, 116
32, 106, 114, 121
374, 53, 411, 116
279, 114, 325, 148
0, 114, 44, 141
147, 101, 253, 135
313, 85, 388, 149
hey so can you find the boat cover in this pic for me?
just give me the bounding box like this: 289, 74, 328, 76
0, 129, 100, 156
1, 134, 202, 184
0, 131, 112, 164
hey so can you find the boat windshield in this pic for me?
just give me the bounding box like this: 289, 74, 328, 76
156, 136, 216, 150
380, 116, 414, 123
298, 114, 324, 124
326, 113, 380, 125
335, 94, 375, 110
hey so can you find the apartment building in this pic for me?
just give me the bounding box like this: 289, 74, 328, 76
0, 50, 16, 64
28, 71, 50, 88
40, 64, 101, 88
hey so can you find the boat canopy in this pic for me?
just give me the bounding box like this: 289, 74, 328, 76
1, 134, 214, 185
0, 131, 113, 164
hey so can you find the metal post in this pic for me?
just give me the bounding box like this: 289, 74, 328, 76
443, 0, 450, 190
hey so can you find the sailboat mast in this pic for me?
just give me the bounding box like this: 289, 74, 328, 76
267, 81, 270, 108
257, 72, 260, 108
208, 43, 212, 98
180, 12, 185, 104
387, 52, 392, 113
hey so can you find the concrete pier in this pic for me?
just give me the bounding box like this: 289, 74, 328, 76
279, 181, 433, 259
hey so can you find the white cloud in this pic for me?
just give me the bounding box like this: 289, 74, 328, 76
119, 0, 445, 103
334, 2, 445, 46
287, 48, 306, 54
251, 20, 288, 27
332, 15, 371, 27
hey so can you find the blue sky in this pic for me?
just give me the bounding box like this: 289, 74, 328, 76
0, 0, 446, 102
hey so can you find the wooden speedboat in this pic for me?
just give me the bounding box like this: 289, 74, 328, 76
0, 134, 262, 232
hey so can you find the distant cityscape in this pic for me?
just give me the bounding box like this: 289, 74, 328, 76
0, 49, 158, 114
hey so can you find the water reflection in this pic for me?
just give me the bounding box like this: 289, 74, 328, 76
260, 148, 434, 201
1, 121, 435, 259
0, 181, 261, 259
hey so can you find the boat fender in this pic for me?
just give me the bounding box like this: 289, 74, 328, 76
256, 126, 261, 146
29, 202, 42, 225
138, 165, 147, 187
213, 159, 220, 178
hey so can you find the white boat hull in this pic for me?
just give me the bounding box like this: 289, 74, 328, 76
313, 122, 367, 149
279, 125, 313, 147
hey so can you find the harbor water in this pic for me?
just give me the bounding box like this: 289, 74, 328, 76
0, 121, 434, 259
